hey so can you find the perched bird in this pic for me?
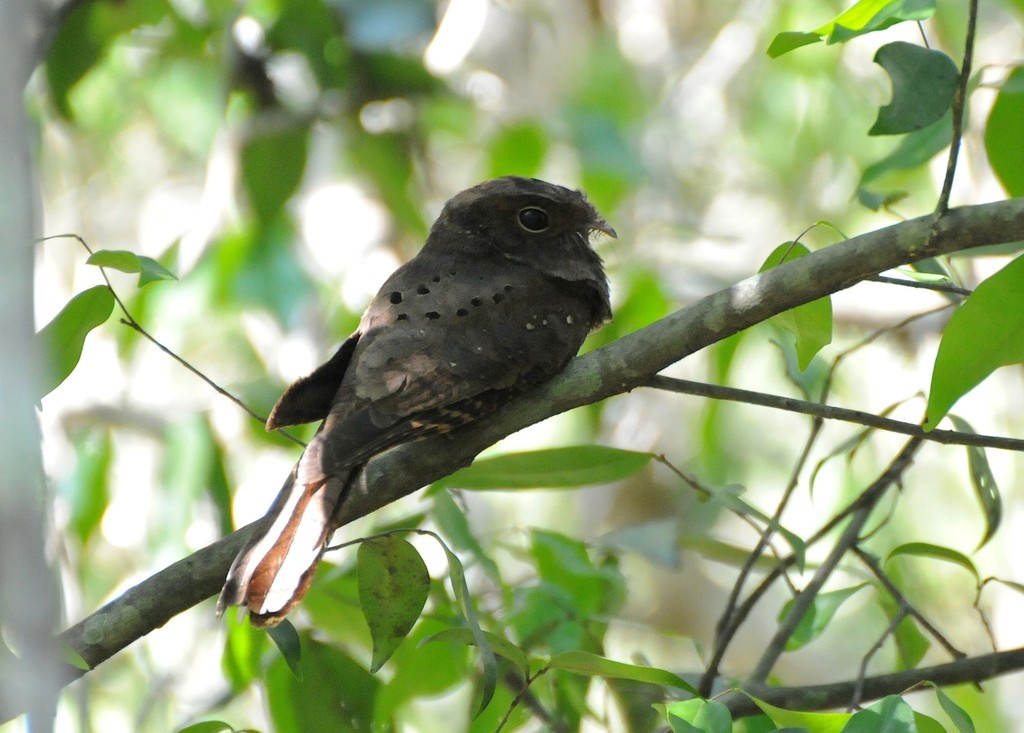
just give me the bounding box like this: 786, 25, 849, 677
217, 176, 614, 627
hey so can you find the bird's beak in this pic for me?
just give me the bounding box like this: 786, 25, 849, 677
590, 219, 617, 239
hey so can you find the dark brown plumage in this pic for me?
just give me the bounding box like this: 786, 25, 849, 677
217, 176, 613, 627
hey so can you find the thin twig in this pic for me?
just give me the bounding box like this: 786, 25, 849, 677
654, 455, 797, 592
868, 274, 972, 297
853, 547, 966, 661
709, 414, 823, 680
744, 438, 923, 685
645, 376, 1024, 453
935, 0, 979, 213
851, 608, 908, 710
39, 234, 306, 448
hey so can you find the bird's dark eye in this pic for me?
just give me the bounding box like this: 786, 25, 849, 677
517, 207, 549, 232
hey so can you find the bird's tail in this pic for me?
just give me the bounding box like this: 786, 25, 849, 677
217, 467, 352, 627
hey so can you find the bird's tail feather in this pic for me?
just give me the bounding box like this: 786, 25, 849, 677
217, 468, 352, 627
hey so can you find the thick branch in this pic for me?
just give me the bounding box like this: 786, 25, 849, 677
5, 198, 1024, 722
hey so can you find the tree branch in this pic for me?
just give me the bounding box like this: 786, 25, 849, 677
4, 197, 1024, 722
721, 645, 1024, 718
745, 437, 923, 686
645, 376, 1024, 452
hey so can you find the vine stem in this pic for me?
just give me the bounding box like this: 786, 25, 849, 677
935, 0, 979, 213
38, 234, 306, 448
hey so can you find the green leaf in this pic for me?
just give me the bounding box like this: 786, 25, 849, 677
893, 616, 930, 670
35, 285, 115, 399
595, 517, 680, 569
861, 113, 951, 186
240, 123, 310, 223
869, 42, 958, 135
767, 32, 823, 58
915, 711, 952, 733
437, 539, 497, 714
57, 641, 90, 671
431, 491, 502, 583
843, 695, 915, 732
60, 430, 112, 545
175, 723, 239, 733
267, 619, 302, 679
656, 699, 732, 733
373, 618, 468, 724
421, 628, 529, 680
885, 542, 979, 582
819, 0, 936, 44
767, 0, 936, 58
925, 254, 1024, 427
929, 684, 977, 733
749, 694, 852, 732
266, 634, 378, 733
947, 416, 1002, 550
488, 121, 548, 178
86, 249, 177, 286
221, 612, 267, 692
759, 242, 833, 370
546, 651, 697, 694
708, 485, 807, 571
44, 0, 170, 118
357, 536, 430, 672
985, 66, 1024, 197
779, 585, 867, 651
435, 446, 653, 491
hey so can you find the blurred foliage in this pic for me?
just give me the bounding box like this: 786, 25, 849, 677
24, 0, 1024, 731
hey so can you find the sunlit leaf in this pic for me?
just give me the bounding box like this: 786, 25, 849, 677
767, 32, 822, 58
58, 641, 90, 671
44, 0, 170, 118
86, 249, 177, 286
656, 699, 731, 733
357, 536, 430, 672
925, 254, 1024, 428
267, 619, 302, 679
779, 584, 867, 651
546, 651, 697, 694
985, 66, 1024, 197
886, 542, 979, 583
869, 42, 958, 135
749, 694, 852, 732
220, 612, 266, 693
435, 446, 652, 491
36, 285, 115, 399
947, 416, 1002, 550
767, 0, 936, 57
821, 0, 936, 44
175, 722, 239, 733
759, 242, 833, 370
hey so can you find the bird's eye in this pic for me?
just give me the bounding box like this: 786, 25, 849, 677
517, 207, 549, 232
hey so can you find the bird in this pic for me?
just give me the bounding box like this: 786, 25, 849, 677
217, 176, 614, 627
